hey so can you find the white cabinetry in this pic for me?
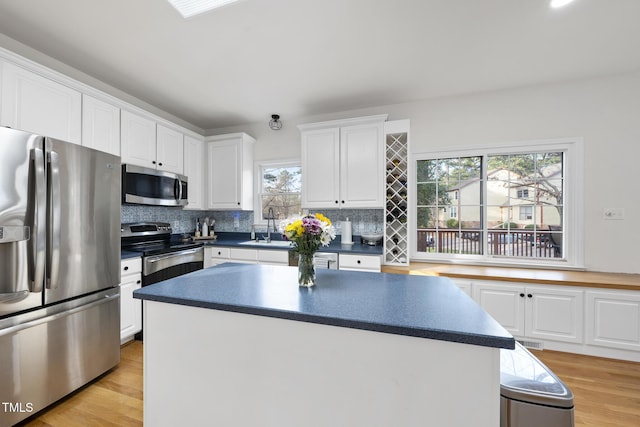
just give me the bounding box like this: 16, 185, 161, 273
121, 111, 184, 174
121, 110, 156, 167
204, 246, 289, 268
339, 254, 382, 273
204, 247, 231, 268
586, 290, 640, 352
1, 61, 81, 144
473, 281, 583, 344
81, 94, 120, 155
299, 115, 387, 209
183, 135, 205, 210
206, 133, 255, 210
156, 124, 184, 174
120, 257, 142, 344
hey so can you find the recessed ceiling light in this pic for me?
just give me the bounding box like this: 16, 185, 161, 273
550, 0, 577, 8
167, 0, 241, 18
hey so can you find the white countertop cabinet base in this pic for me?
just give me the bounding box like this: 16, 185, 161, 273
142, 300, 500, 427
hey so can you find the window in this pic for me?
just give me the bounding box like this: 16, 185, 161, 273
519, 206, 533, 221
449, 206, 458, 219
413, 139, 584, 267
254, 160, 301, 225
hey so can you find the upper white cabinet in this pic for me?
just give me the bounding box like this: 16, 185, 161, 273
121, 110, 156, 166
299, 115, 387, 209
156, 124, 184, 174
183, 135, 205, 210
121, 110, 184, 174
206, 133, 255, 210
1, 61, 81, 144
81, 94, 120, 156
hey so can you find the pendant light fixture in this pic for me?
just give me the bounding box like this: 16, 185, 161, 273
269, 114, 282, 130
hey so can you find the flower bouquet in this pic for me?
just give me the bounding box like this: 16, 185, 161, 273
281, 213, 336, 287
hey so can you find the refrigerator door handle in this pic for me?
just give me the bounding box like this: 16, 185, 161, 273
47, 150, 61, 289
30, 147, 46, 293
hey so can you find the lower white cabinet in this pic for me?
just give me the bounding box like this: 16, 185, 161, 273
120, 257, 142, 344
472, 281, 583, 344
586, 290, 640, 352
205, 247, 288, 267
338, 254, 382, 273
205, 247, 231, 268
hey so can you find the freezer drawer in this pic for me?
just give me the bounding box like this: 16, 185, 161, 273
500, 342, 574, 427
0, 289, 120, 426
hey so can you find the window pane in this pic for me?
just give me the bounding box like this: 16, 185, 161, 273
415, 149, 566, 263
260, 165, 301, 221
262, 166, 301, 193
261, 194, 301, 220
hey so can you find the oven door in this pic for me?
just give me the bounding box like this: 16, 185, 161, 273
142, 247, 204, 285
122, 164, 188, 207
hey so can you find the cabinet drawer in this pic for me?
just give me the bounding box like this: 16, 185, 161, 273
207, 247, 231, 259
229, 248, 258, 262
339, 254, 381, 272
258, 250, 289, 265
121, 257, 142, 275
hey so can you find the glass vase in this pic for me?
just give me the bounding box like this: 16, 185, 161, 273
298, 252, 316, 287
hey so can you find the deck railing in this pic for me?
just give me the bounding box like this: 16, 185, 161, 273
417, 229, 561, 258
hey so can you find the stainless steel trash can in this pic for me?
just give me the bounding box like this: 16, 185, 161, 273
500, 343, 574, 427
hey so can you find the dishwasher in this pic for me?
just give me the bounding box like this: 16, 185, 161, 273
500, 342, 574, 427
313, 252, 338, 269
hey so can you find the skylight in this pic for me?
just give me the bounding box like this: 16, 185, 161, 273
167, 0, 241, 18
550, 0, 577, 8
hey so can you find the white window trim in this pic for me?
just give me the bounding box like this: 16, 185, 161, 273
253, 158, 301, 228
409, 137, 584, 269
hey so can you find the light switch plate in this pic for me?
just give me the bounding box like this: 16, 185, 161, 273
603, 208, 625, 220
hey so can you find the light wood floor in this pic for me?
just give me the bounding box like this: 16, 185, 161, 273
20, 341, 143, 427
20, 341, 640, 426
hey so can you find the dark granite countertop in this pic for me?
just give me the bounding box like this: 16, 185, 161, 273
199, 232, 383, 255
133, 263, 514, 349
121, 250, 141, 260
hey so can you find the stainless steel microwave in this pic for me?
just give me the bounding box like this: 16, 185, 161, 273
121, 164, 188, 207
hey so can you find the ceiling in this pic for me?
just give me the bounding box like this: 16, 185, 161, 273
0, 0, 639, 132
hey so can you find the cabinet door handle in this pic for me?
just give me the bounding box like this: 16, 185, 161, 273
158, 162, 163, 167
152, 160, 156, 165
136, 280, 141, 284
124, 266, 129, 271
527, 293, 533, 298
519, 293, 525, 297
357, 260, 361, 264
335, 200, 339, 204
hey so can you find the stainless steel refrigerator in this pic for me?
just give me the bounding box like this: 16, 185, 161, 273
0, 127, 121, 426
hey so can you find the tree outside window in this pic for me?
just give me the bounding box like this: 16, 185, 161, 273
259, 164, 301, 221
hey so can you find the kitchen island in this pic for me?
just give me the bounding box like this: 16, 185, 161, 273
134, 263, 513, 427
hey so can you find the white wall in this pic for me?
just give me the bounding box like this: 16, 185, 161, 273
211, 71, 640, 274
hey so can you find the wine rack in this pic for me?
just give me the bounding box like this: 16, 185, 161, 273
384, 126, 409, 265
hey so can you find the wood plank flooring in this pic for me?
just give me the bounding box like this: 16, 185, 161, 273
532, 349, 640, 427
19, 341, 640, 426
20, 341, 143, 427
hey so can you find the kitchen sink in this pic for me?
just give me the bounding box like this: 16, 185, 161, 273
238, 240, 293, 248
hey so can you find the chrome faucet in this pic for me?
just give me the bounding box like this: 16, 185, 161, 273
265, 207, 276, 242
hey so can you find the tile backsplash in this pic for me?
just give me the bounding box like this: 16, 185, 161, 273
121, 206, 383, 236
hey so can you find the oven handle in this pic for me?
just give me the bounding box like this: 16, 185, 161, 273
143, 247, 204, 276
146, 248, 203, 264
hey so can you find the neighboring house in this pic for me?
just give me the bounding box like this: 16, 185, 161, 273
440, 167, 561, 229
